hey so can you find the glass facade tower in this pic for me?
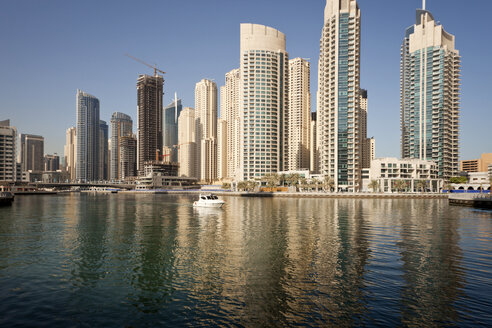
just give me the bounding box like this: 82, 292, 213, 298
317, 0, 361, 192
400, 8, 460, 179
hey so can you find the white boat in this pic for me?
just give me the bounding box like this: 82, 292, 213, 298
193, 194, 225, 208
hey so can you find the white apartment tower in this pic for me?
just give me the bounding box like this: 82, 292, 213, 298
64, 127, 77, 181
240, 23, 289, 181
288, 57, 311, 171
217, 118, 227, 180
317, 0, 361, 192
178, 107, 197, 178
195, 79, 218, 183
220, 68, 240, 180
310, 112, 318, 173
400, 4, 460, 179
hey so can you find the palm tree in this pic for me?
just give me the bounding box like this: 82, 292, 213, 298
443, 181, 453, 193
246, 180, 257, 192
299, 177, 308, 192
311, 178, 320, 192
279, 174, 287, 187
221, 182, 231, 190
368, 179, 379, 193
324, 175, 335, 192
264, 173, 279, 190
416, 180, 427, 193
237, 181, 247, 192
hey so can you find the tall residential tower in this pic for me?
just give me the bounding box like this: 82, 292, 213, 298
163, 94, 182, 163
110, 112, 133, 180
400, 4, 460, 179
317, 0, 361, 192
240, 23, 289, 180
220, 68, 240, 180
137, 74, 164, 174
76, 90, 100, 182
288, 57, 311, 171
195, 79, 218, 183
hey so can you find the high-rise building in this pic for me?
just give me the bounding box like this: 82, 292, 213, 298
220, 68, 241, 180
217, 118, 227, 180
76, 89, 100, 182
240, 23, 289, 181
99, 120, 109, 180
137, 74, 164, 174
400, 4, 460, 179
163, 94, 183, 163
360, 89, 373, 169
317, 0, 361, 192
177, 107, 196, 178
64, 127, 77, 181
44, 154, 60, 172
195, 79, 218, 183
288, 57, 311, 171
110, 112, 133, 180
20, 134, 44, 172
119, 135, 137, 179
310, 112, 318, 173
0, 120, 17, 182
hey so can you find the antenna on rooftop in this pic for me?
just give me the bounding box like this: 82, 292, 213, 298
423, 0, 426, 10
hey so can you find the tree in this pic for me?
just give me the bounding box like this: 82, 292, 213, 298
450, 176, 468, 184
393, 180, 407, 193
237, 181, 247, 192
443, 181, 454, 192
324, 175, 335, 192
416, 180, 427, 193
263, 173, 279, 190
311, 178, 321, 192
299, 177, 308, 191
368, 179, 379, 193
246, 180, 257, 192
221, 182, 231, 190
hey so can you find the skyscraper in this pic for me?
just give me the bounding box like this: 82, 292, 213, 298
288, 57, 311, 171
119, 135, 137, 179
76, 89, 100, 182
400, 4, 460, 179
44, 154, 60, 172
20, 134, 44, 172
163, 94, 183, 163
310, 112, 318, 173
240, 23, 289, 181
110, 112, 133, 180
195, 79, 218, 183
137, 74, 164, 174
0, 120, 17, 182
99, 120, 109, 180
177, 107, 196, 178
220, 68, 240, 180
217, 118, 227, 180
360, 89, 371, 169
64, 127, 77, 181
317, 0, 361, 192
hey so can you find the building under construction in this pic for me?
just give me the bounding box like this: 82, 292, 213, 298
137, 74, 164, 175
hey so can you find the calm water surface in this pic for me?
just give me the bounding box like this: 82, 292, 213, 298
0, 194, 491, 327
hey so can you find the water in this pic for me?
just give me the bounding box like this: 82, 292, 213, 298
0, 194, 491, 327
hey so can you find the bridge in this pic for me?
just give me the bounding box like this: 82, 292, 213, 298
29, 182, 136, 190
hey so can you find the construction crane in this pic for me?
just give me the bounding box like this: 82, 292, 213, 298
125, 53, 166, 77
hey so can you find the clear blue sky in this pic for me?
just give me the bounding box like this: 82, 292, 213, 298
1, 0, 490, 160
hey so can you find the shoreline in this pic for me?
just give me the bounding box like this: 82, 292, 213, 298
121, 190, 449, 199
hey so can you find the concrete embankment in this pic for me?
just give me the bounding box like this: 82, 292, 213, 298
449, 194, 492, 209
163, 190, 448, 199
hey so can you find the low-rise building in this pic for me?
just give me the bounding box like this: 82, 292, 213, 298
362, 158, 443, 193
460, 153, 492, 173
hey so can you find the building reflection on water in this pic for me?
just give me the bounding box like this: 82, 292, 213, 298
16, 194, 484, 326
